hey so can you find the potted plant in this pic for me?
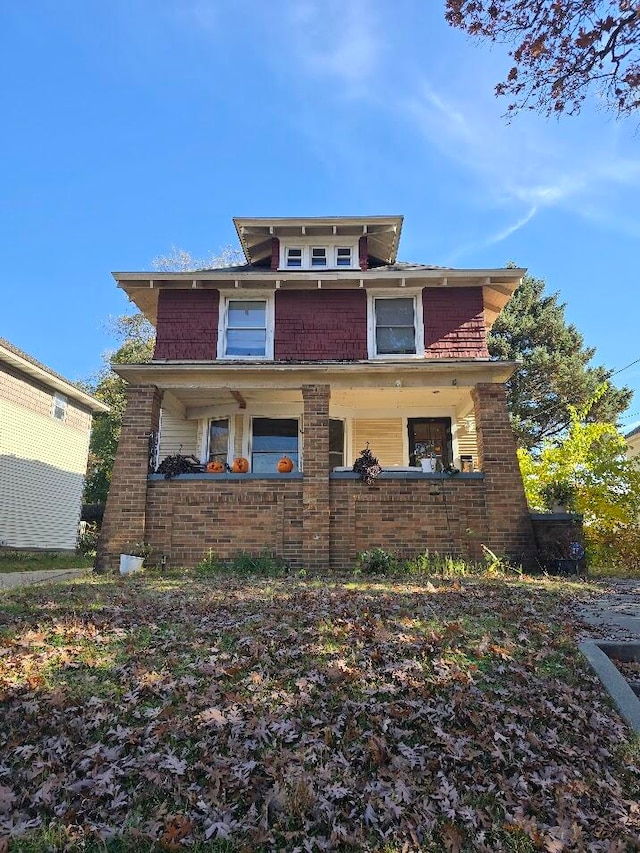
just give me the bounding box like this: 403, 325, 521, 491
119, 542, 151, 575
415, 442, 437, 473
541, 480, 577, 513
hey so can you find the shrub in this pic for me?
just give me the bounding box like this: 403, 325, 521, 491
76, 523, 99, 556
355, 547, 398, 575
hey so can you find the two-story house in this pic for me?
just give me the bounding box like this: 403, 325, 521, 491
97, 215, 537, 571
0, 338, 108, 551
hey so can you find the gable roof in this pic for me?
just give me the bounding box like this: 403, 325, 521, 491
0, 338, 109, 413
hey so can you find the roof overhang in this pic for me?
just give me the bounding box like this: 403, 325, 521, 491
233, 215, 404, 266
0, 344, 109, 413
113, 358, 520, 391
113, 267, 525, 329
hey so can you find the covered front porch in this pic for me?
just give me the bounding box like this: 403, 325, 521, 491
97, 361, 537, 571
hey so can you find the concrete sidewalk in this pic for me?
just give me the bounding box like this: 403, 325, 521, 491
575, 578, 640, 640
0, 569, 89, 591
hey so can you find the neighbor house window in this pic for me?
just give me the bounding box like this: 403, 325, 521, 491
336, 247, 352, 266
286, 247, 302, 267
52, 393, 67, 422
329, 419, 345, 469
251, 418, 299, 473
224, 299, 268, 358
372, 296, 418, 356
208, 418, 230, 464
311, 247, 327, 267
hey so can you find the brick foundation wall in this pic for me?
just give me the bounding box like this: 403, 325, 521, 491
153, 290, 219, 360
424, 288, 488, 358
274, 291, 367, 360
146, 478, 304, 568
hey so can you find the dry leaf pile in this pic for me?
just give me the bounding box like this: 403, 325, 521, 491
0, 573, 638, 851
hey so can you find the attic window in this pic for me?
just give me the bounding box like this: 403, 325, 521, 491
336, 247, 352, 266
311, 247, 327, 267
286, 247, 302, 268
52, 393, 67, 422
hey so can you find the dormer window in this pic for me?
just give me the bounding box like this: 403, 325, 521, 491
336, 247, 352, 266
286, 247, 302, 268
311, 247, 327, 267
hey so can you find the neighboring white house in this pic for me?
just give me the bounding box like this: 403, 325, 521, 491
0, 338, 108, 551
627, 425, 640, 460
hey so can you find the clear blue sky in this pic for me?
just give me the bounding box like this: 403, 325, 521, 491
2, 1, 639, 430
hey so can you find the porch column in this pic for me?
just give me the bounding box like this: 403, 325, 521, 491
472, 383, 537, 563
95, 384, 161, 571
302, 384, 331, 572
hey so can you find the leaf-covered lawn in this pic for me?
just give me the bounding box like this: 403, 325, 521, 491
0, 572, 638, 852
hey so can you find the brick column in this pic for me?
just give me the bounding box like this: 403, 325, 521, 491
95, 385, 161, 571
302, 384, 331, 572
472, 383, 537, 564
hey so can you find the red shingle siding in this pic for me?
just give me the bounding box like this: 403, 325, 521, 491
423, 287, 488, 358
153, 290, 219, 360
274, 290, 368, 360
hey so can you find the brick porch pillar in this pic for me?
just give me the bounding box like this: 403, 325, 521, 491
302, 384, 331, 572
472, 383, 537, 564
95, 384, 161, 571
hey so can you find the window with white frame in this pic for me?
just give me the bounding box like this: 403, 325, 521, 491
370, 295, 421, 356
52, 393, 67, 421
251, 418, 299, 473
221, 298, 272, 358
336, 247, 352, 266
286, 247, 303, 268
208, 418, 230, 464
311, 247, 327, 267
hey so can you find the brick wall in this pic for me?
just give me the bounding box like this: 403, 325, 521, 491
472, 383, 536, 559
146, 478, 304, 568
302, 385, 331, 570
153, 290, 219, 360
96, 385, 161, 570
274, 291, 367, 360
423, 287, 489, 358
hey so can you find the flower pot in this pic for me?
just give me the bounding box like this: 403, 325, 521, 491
120, 554, 145, 575
420, 458, 437, 473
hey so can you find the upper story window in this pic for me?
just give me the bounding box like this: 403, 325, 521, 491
311, 247, 327, 267
52, 393, 67, 422
368, 292, 424, 358
219, 296, 274, 359
286, 247, 303, 268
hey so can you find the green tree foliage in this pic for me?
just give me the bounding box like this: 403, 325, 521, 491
518, 391, 640, 568
488, 274, 632, 449
445, 1, 640, 118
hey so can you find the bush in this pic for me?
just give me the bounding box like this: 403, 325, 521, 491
76, 523, 99, 556
585, 524, 640, 576
355, 548, 398, 575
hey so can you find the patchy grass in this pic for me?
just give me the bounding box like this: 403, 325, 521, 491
0, 550, 92, 574
0, 570, 638, 851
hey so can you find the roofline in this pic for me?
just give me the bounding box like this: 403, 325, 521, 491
112, 267, 526, 281
0, 342, 109, 413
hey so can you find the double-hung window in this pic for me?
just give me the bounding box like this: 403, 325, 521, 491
251, 418, 299, 473
286, 247, 302, 268
221, 298, 272, 358
311, 247, 327, 267
369, 294, 422, 357
336, 247, 352, 266
52, 393, 67, 422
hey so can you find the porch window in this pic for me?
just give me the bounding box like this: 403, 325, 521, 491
373, 297, 417, 355
408, 418, 452, 469
251, 418, 299, 473
208, 418, 229, 464
224, 300, 267, 357
329, 419, 345, 469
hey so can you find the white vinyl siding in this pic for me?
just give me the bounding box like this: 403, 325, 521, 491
0, 396, 90, 550
158, 410, 199, 460
352, 418, 404, 467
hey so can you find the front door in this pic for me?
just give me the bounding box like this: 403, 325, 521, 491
408, 418, 452, 469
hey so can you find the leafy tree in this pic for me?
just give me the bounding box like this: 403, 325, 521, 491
445, 1, 640, 118
488, 273, 632, 449
152, 244, 244, 272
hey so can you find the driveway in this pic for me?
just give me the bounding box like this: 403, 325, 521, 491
575, 578, 640, 640
0, 569, 89, 591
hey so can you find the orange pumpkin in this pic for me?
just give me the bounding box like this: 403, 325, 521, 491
232, 457, 249, 473
206, 460, 225, 473
277, 456, 294, 473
